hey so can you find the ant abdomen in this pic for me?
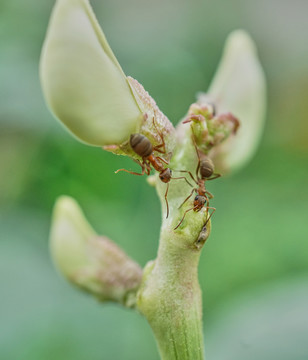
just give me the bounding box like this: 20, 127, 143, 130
130, 134, 153, 158
200, 156, 214, 179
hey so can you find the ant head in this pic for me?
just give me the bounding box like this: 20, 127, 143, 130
159, 168, 172, 183
200, 156, 214, 179
194, 195, 206, 208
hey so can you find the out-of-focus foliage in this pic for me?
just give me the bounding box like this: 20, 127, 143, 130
0, 0, 308, 359
205, 276, 308, 360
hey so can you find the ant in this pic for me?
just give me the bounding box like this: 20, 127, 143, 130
116, 118, 191, 218
174, 128, 221, 230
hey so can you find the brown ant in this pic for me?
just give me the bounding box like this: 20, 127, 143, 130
116, 119, 191, 218
174, 129, 221, 230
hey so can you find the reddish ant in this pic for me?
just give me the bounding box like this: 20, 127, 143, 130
116, 119, 191, 218
174, 128, 221, 230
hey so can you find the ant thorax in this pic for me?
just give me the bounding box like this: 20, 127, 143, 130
197, 179, 206, 196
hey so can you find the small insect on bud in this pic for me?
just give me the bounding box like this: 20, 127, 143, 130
195, 224, 211, 249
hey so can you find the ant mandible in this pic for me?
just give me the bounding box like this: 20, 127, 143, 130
116, 118, 191, 218
174, 127, 221, 230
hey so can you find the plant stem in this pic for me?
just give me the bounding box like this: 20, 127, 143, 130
137, 221, 210, 359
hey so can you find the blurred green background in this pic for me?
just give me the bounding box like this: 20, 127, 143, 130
1, 0, 308, 359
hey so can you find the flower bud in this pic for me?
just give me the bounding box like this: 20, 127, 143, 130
50, 196, 142, 306
199, 30, 266, 173
40, 0, 142, 146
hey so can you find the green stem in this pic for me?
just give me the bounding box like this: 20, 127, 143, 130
137, 221, 210, 359
138, 243, 204, 358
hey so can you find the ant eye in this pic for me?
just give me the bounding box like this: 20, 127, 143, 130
194, 195, 199, 201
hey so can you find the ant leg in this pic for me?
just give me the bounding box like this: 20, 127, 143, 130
172, 170, 198, 185
144, 160, 152, 175
204, 207, 216, 226
116, 159, 150, 176
171, 176, 193, 187
115, 162, 146, 176
182, 115, 193, 124
190, 125, 202, 178
165, 183, 169, 219
182, 114, 205, 124
207, 173, 221, 181
178, 188, 195, 209
174, 206, 196, 230
156, 156, 169, 165
152, 117, 166, 153
205, 190, 214, 199
153, 146, 165, 154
